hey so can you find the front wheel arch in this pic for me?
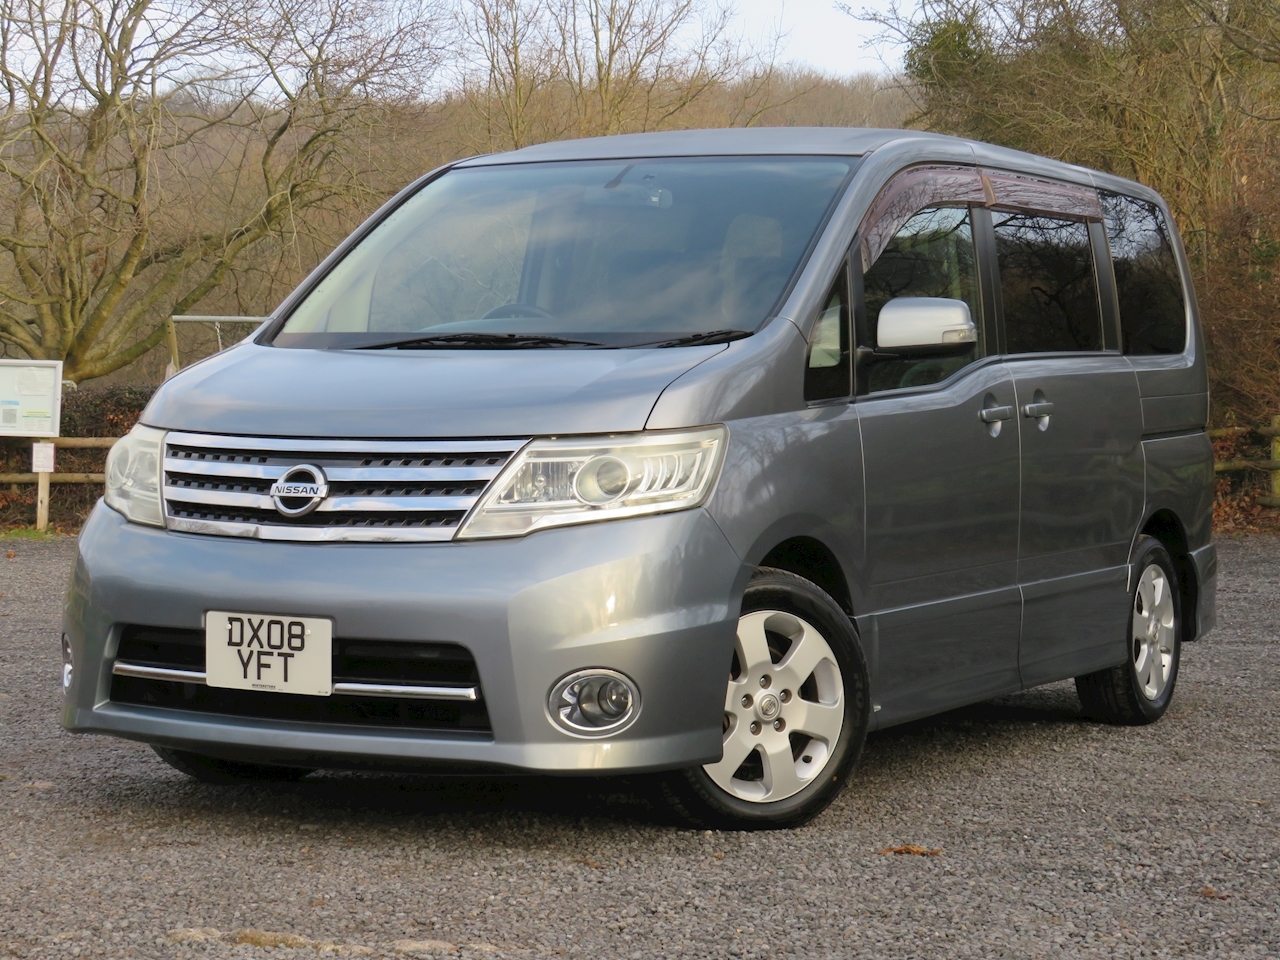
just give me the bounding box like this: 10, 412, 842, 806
661, 566, 869, 829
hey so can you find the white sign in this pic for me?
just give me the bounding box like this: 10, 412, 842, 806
0, 360, 62, 438
31, 442, 55, 474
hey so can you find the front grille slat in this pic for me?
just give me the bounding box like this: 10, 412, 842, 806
164, 459, 286, 480
165, 486, 275, 510
316, 495, 479, 513
165, 431, 526, 455
163, 459, 504, 483
161, 432, 526, 543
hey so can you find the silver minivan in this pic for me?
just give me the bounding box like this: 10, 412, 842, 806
62, 128, 1217, 828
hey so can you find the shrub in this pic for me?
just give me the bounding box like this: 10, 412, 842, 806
0, 385, 156, 531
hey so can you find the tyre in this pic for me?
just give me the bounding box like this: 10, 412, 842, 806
661, 567, 870, 829
1076, 535, 1182, 725
152, 746, 315, 785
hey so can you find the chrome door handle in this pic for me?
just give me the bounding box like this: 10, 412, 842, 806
1022, 402, 1055, 418
979, 405, 1014, 423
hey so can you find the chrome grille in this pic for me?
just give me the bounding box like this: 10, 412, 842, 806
162, 432, 527, 542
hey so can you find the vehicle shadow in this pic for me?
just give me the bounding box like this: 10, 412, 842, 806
144, 768, 680, 834
871, 679, 1087, 742
99, 682, 1094, 833
855, 679, 1091, 776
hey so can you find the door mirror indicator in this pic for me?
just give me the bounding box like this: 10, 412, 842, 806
877, 297, 977, 350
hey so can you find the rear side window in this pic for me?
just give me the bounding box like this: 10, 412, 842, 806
862, 205, 981, 392
994, 212, 1103, 353
1101, 193, 1187, 354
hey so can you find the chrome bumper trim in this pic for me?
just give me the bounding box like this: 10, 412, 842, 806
111, 661, 480, 701
112, 662, 207, 683
331, 681, 479, 702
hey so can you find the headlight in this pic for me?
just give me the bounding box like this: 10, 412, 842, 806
104, 424, 165, 527
456, 426, 727, 539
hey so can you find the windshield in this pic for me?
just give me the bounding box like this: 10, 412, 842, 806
272, 156, 856, 348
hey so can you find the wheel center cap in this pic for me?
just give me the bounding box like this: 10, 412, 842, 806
756, 693, 781, 721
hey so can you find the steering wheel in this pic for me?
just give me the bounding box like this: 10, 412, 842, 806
481, 303, 556, 320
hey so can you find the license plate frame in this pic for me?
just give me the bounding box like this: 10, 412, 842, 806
205, 611, 333, 697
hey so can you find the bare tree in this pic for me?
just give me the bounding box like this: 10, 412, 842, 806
552, 0, 742, 136
855, 0, 1280, 417
858, 0, 1271, 242
1185, 0, 1280, 65
0, 0, 444, 382
460, 0, 561, 148
455, 0, 772, 152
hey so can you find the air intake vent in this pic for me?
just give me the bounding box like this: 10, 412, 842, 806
111, 625, 490, 733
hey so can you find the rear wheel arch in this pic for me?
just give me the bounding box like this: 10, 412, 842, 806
1139, 508, 1199, 641
1078, 534, 1181, 724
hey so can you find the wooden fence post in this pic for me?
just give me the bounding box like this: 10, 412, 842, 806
35, 471, 49, 531
165, 316, 181, 378
1273, 416, 1280, 500
36, 473, 48, 535
31, 441, 55, 532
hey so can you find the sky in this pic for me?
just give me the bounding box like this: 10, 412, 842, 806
732, 0, 902, 77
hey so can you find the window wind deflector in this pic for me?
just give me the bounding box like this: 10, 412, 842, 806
635, 329, 753, 348
355, 333, 605, 350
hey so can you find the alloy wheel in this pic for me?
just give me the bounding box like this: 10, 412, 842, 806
703, 610, 845, 803
1132, 562, 1176, 701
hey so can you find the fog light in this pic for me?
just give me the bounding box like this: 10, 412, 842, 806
61, 634, 73, 693
548, 669, 640, 738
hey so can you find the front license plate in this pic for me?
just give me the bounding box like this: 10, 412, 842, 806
205, 611, 332, 696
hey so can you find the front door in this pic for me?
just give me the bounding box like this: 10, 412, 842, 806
991, 209, 1145, 685
856, 200, 1022, 724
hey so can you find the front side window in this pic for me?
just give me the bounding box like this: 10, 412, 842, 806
1101, 193, 1187, 355
862, 205, 981, 392
994, 212, 1103, 353
273, 158, 855, 348
805, 268, 851, 401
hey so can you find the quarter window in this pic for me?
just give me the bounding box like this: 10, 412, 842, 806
805, 268, 851, 401
994, 213, 1103, 353
1101, 193, 1187, 355
862, 205, 981, 392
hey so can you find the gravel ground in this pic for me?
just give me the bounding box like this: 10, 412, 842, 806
1, 535, 1277, 960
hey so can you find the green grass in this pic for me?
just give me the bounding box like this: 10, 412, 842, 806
0, 527, 66, 540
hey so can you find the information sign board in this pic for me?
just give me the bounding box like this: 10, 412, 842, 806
31, 442, 55, 473
0, 360, 62, 438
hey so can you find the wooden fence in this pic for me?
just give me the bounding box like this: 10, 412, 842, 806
1208, 416, 1280, 508
2, 437, 118, 530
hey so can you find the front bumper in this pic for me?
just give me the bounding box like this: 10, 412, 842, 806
63, 503, 744, 773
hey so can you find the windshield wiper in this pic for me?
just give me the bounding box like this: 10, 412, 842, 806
636, 329, 753, 348
356, 332, 604, 350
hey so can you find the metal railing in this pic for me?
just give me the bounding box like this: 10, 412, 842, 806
166, 315, 268, 375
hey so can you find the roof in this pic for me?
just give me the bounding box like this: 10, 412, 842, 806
457, 127, 950, 162
455, 126, 1160, 207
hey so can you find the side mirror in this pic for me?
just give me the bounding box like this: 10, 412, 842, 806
876, 297, 976, 351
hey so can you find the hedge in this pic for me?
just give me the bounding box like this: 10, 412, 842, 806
0, 385, 156, 531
